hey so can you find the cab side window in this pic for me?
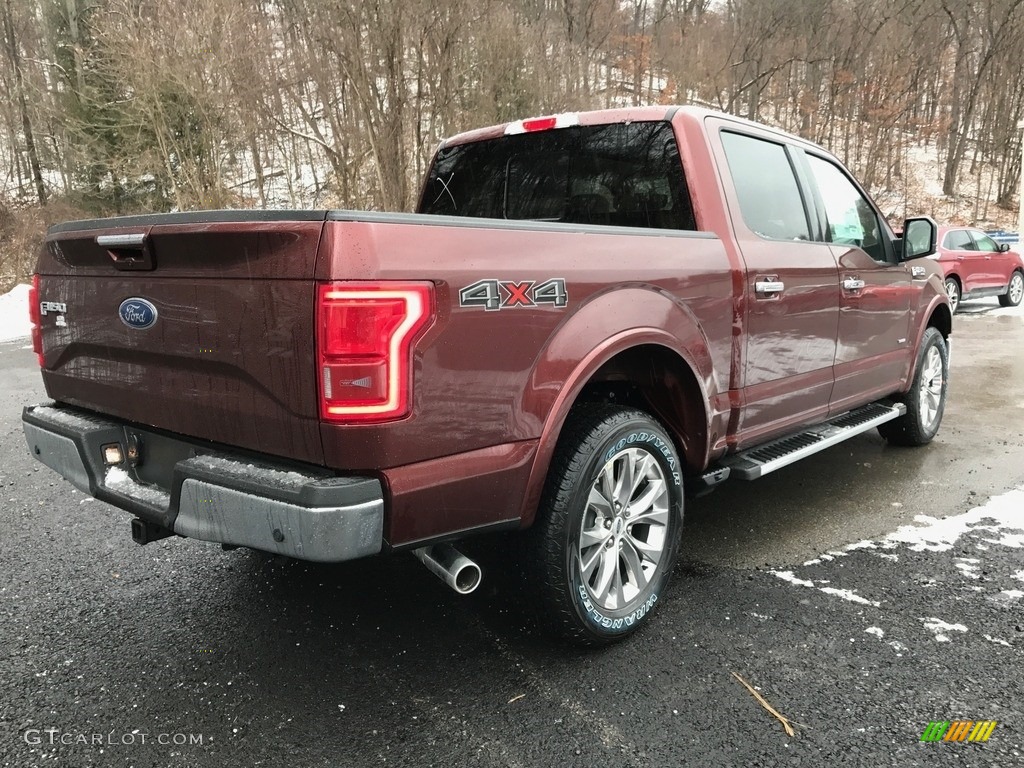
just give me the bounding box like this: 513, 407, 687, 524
720, 131, 811, 241
806, 154, 887, 263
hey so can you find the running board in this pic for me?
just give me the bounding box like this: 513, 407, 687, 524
720, 402, 907, 480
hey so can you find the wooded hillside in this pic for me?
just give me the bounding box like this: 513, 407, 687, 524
2, 0, 1024, 287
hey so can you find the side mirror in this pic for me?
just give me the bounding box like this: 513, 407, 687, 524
901, 216, 938, 260
999, 242, 1011, 253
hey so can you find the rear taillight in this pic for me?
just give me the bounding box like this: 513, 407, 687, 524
317, 282, 433, 423
28, 274, 43, 367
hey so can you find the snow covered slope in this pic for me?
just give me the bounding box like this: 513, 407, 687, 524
0, 283, 30, 342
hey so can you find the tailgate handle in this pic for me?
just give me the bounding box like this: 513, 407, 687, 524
97, 233, 146, 249
96, 233, 155, 271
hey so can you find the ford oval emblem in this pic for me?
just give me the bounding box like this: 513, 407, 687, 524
118, 298, 158, 329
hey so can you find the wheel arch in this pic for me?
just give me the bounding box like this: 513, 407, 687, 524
927, 301, 952, 340
519, 332, 714, 528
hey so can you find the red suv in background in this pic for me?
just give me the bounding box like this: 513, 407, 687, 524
934, 226, 1024, 312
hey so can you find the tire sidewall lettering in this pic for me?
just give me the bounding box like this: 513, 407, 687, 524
578, 583, 658, 631
603, 431, 682, 489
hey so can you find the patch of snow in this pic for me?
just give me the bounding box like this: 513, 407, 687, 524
0, 284, 32, 342
771, 570, 815, 588
772, 570, 880, 607
31, 406, 109, 430
888, 640, 907, 653
843, 540, 877, 552
803, 553, 835, 565
984, 635, 1011, 647
819, 587, 880, 607
884, 488, 1024, 552
1000, 589, 1024, 600
989, 531, 1024, 548
922, 618, 968, 643
957, 300, 1024, 319
1013, 570, 1024, 582
865, 627, 885, 639
187, 454, 310, 489
104, 466, 170, 509
954, 558, 981, 579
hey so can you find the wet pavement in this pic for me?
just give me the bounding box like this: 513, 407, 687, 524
1, 297, 1022, 767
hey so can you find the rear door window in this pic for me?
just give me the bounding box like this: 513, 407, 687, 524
420, 122, 696, 230
943, 230, 975, 250
720, 131, 811, 241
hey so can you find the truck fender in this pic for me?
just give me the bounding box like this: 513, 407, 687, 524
517, 286, 717, 527
902, 287, 952, 392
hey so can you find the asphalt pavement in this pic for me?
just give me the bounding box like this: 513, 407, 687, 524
1, 297, 1023, 768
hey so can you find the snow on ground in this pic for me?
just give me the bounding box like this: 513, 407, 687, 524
771, 485, 1024, 647
921, 618, 969, 643
957, 296, 1024, 319
0, 283, 30, 342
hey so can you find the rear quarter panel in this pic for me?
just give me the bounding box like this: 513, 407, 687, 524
315, 218, 734, 470
315, 217, 735, 543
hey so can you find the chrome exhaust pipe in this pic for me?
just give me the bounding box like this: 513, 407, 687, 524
412, 543, 482, 595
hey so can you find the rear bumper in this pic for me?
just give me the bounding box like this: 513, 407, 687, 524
22, 404, 383, 563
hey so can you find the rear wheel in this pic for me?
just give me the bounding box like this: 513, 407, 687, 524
528, 404, 684, 645
999, 270, 1023, 307
944, 277, 961, 313
878, 327, 948, 446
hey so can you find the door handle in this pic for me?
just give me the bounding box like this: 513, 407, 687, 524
754, 280, 785, 295
842, 277, 866, 291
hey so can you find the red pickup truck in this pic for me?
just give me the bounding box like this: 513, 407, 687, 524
23, 107, 951, 644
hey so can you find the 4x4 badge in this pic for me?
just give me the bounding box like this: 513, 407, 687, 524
459, 278, 568, 311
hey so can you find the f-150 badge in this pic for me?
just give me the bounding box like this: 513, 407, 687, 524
459, 278, 568, 311
40, 301, 67, 328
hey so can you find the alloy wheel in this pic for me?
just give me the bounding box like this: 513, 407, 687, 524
577, 447, 670, 611
918, 345, 944, 430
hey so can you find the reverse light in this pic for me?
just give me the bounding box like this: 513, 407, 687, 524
28, 274, 43, 367
504, 113, 579, 135
317, 282, 433, 423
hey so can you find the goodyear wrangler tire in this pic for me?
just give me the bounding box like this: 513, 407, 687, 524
528, 404, 683, 645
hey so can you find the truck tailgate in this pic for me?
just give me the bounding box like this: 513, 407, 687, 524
36, 214, 327, 465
